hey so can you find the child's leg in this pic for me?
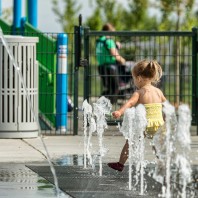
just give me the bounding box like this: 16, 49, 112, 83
108, 140, 128, 172
119, 140, 129, 165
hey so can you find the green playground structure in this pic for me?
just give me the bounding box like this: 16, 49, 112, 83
24, 23, 57, 128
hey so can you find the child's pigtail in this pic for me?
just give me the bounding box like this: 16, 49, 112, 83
150, 60, 162, 84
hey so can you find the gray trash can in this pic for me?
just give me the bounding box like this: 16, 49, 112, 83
0, 36, 39, 138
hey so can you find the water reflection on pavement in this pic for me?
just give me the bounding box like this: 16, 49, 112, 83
0, 164, 70, 198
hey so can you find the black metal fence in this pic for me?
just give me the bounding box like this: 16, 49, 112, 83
1, 23, 198, 135
83, 27, 198, 133
23, 30, 76, 135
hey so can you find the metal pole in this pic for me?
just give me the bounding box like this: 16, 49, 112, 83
27, 0, 37, 28
56, 33, 68, 132
73, 26, 80, 135
0, 0, 2, 16
20, 17, 26, 35
13, 0, 22, 30
25, 0, 28, 22
73, 15, 82, 135
192, 27, 198, 134
83, 27, 90, 101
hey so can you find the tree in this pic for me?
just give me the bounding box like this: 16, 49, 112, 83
156, 0, 195, 31
85, 0, 126, 30
1, 7, 12, 23
52, 0, 198, 32
86, 0, 159, 31
123, 0, 149, 30
85, 8, 103, 30
155, 0, 196, 105
52, 0, 82, 32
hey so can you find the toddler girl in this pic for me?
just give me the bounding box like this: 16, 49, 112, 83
108, 59, 166, 172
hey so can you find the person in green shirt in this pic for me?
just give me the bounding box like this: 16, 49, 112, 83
96, 23, 126, 104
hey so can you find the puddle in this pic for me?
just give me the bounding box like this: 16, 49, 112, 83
56, 155, 84, 166
0, 164, 70, 198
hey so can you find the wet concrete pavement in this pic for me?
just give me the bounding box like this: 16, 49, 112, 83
0, 135, 197, 164
0, 134, 197, 197
0, 163, 67, 198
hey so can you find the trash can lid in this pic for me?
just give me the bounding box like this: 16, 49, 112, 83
0, 35, 39, 43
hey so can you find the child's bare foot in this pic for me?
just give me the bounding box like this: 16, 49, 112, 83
107, 162, 124, 172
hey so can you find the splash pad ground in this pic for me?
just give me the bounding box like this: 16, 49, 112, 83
0, 135, 197, 198
26, 162, 197, 198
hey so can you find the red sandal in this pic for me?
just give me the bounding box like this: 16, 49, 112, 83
107, 162, 124, 172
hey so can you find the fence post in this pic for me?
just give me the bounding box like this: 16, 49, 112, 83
192, 27, 198, 134
56, 33, 68, 132
73, 16, 82, 135
83, 27, 90, 101
73, 26, 80, 135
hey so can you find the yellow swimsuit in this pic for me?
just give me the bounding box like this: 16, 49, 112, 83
144, 103, 164, 138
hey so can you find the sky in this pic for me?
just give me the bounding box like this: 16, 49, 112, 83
1, 0, 128, 32
2, 0, 198, 33
1, 0, 89, 32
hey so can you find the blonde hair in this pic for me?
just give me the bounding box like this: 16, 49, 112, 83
132, 59, 163, 84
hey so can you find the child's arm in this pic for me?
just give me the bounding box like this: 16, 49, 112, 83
160, 90, 166, 102
112, 91, 140, 118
